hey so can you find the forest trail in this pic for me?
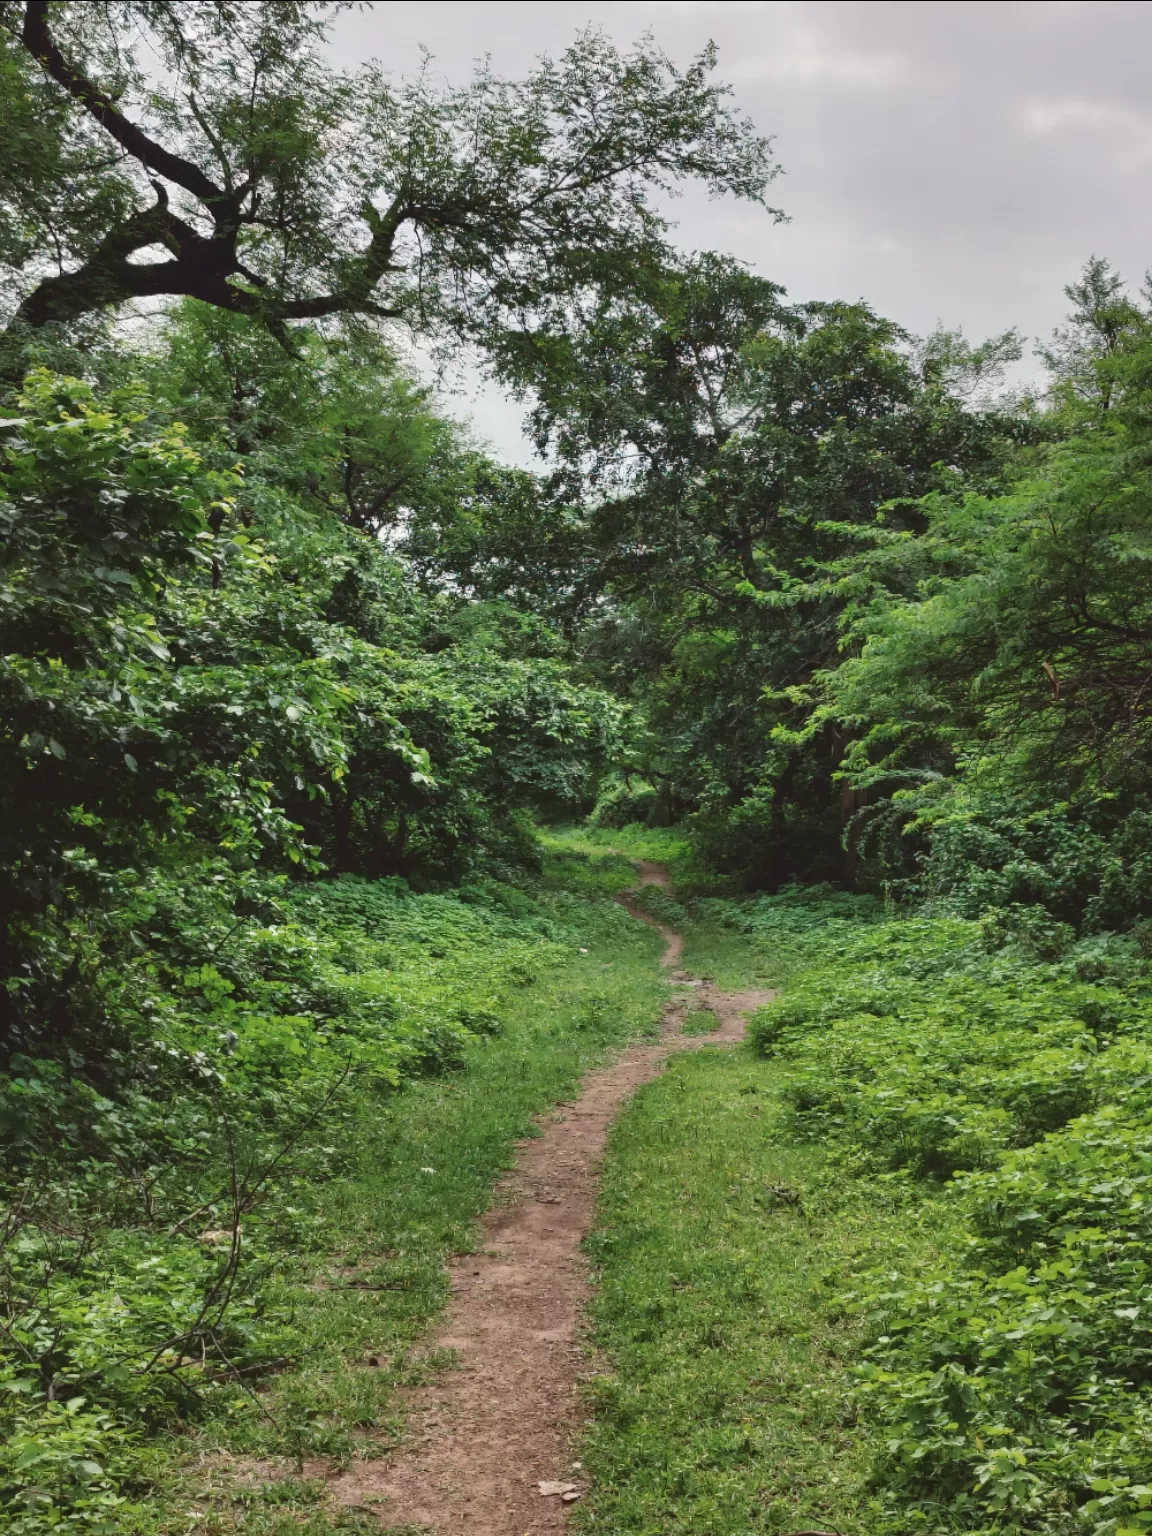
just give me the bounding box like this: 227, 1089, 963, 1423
332, 863, 776, 1534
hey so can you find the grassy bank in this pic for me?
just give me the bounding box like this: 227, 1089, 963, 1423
580, 886, 1152, 1536
579, 1045, 932, 1535
2, 846, 667, 1535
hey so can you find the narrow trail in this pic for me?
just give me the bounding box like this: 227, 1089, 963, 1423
333, 862, 775, 1533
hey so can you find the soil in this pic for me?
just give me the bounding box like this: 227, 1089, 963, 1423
331, 863, 775, 1533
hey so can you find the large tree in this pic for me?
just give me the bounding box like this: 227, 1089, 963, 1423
451, 255, 1025, 880
0, 1, 778, 354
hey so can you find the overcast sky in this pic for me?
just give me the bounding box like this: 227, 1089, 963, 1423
329, 1, 1152, 459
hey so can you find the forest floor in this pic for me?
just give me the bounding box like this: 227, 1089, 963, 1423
327, 860, 774, 1533
144, 832, 1152, 1536
158, 835, 905, 1536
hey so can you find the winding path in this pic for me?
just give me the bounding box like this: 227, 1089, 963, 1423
332, 863, 775, 1534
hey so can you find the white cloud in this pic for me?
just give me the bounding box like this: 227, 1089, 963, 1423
1023, 97, 1152, 168
639, 2, 780, 10
727, 40, 902, 87
640, 0, 903, 86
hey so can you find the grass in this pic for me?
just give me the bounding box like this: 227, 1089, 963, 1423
575, 897, 938, 1536
680, 1006, 720, 1035
576, 882, 1152, 1536
625, 877, 780, 992
538, 824, 777, 996
580, 1049, 922, 1535
133, 854, 669, 1534
539, 822, 701, 891
124, 840, 1152, 1536
677, 911, 779, 991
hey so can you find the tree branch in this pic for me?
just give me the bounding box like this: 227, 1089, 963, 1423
185, 91, 234, 195
21, 0, 229, 209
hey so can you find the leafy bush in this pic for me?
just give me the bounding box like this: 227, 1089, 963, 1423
0, 869, 590, 1529
590, 777, 661, 829
725, 886, 1152, 1534
912, 797, 1152, 934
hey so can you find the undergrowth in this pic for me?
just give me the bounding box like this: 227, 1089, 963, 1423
0, 847, 666, 1533
583, 885, 1152, 1536
739, 899, 1152, 1536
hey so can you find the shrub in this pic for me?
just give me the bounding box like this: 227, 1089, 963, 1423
724, 885, 1152, 1533
590, 777, 661, 829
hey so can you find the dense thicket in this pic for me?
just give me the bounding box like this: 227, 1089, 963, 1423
504, 254, 1030, 884
449, 253, 1152, 920
826, 258, 1152, 925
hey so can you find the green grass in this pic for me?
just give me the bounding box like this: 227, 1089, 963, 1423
574, 900, 943, 1536
538, 825, 778, 994
125, 839, 1098, 1536
126, 857, 669, 1533
537, 832, 642, 897
540, 822, 701, 889
621, 880, 779, 991
680, 1006, 720, 1035
677, 912, 779, 991
132, 850, 1152, 1536
579, 1044, 947, 1536
579, 884, 1152, 1536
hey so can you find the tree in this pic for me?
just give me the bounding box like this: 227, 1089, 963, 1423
0, 2, 779, 358
149, 300, 485, 546
814, 264, 1152, 919
835, 362, 1152, 794
471, 254, 1023, 882
1039, 256, 1149, 410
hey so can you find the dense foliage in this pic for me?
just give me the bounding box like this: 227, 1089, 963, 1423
431, 253, 1031, 881
453, 254, 1152, 908
0, 863, 664, 1533
0, 4, 786, 1518
0, 343, 631, 1529
727, 888, 1152, 1536
7, 2, 1152, 1529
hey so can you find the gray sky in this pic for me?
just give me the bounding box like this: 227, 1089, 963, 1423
329, 0, 1152, 459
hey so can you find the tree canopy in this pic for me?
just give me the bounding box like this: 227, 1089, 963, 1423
0, 2, 778, 354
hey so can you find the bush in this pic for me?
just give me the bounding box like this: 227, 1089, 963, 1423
723, 885, 1152, 1534
916, 798, 1152, 934
590, 778, 661, 829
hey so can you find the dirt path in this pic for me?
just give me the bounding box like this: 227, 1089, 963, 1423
332, 864, 775, 1533
614, 858, 683, 967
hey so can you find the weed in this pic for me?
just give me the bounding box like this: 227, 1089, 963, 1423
0, 848, 667, 1533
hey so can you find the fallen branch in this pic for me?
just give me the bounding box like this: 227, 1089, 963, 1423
204, 1354, 295, 1384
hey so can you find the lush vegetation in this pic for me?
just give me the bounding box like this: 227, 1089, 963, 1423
2, 848, 667, 1534
6, 2, 1152, 1531
582, 887, 1152, 1536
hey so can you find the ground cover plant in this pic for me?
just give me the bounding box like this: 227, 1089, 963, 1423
581, 887, 1152, 1536
1, 852, 667, 1533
